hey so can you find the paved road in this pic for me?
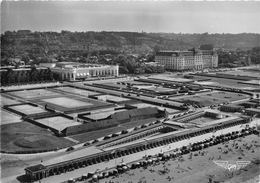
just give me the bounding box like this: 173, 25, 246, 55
3, 120, 257, 183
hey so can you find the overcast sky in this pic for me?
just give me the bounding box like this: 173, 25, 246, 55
1, 1, 260, 33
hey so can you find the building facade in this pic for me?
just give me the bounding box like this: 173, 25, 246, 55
220, 104, 244, 113
155, 49, 218, 71
44, 62, 119, 81
245, 108, 260, 117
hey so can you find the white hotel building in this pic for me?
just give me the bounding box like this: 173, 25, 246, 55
155, 49, 218, 71
41, 62, 119, 80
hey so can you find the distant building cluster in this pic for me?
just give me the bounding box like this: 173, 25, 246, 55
155, 49, 218, 71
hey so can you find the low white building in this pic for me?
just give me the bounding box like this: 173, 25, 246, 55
44, 62, 119, 80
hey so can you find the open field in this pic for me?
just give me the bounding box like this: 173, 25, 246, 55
9, 104, 47, 115
222, 70, 260, 77
99, 134, 260, 183
193, 75, 260, 90
0, 121, 75, 152
52, 86, 100, 96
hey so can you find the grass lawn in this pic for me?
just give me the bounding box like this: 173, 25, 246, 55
1, 122, 75, 152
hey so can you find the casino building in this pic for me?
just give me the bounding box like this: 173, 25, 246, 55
155, 49, 218, 71
41, 62, 119, 81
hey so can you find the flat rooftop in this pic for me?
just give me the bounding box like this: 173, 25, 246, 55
35, 116, 81, 131
55, 62, 117, 69
245, 108, 260, 113
96, 95, 130, 102
132, 103, 180, 114
84, 109, 128, 120
9, 104, 47, 115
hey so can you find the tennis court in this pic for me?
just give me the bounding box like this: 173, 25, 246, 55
10, 89, 60, 99
0, 95, 21, 107
53, 86, 100, 96
33, 95, 113, 112
0, 110, 22, 125
96, 95, 130, 102
9, 104, 47, 115
42, 97, 93, 108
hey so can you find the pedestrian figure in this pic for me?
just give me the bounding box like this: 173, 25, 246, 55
209, 178, 212, 183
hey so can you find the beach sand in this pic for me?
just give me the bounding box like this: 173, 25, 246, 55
98, 134, 260, 183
